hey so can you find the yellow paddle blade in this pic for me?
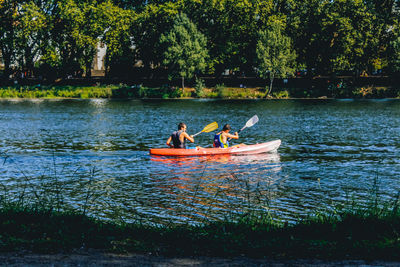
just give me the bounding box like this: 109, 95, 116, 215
202, 121, 218, 133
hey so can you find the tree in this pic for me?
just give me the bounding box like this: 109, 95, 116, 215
183, 0, 276, 76
133, 1, 180, 76
14, 1, 47, 77
388, 35, 400, 73
48, 0, 105, 78
160, 12, 208, 91
256, 21, 296, 95
95, 1, 134, 77
0, 0, 17, 79
290, 0, 380, 76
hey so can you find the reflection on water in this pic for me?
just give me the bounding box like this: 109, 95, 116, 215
0, 99, 400, 224
143, 153, 282, 223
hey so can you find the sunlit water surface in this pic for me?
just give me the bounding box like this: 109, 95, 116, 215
0, 99, 399, 224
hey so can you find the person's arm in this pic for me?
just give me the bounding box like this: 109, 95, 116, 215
182, 132, 194, 143
166, 136, 173, 147
226, 132, 239, 139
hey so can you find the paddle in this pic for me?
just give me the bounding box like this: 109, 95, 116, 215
238, 115, 259, 134
229, 115, 259, 140
192, 122, 218, 137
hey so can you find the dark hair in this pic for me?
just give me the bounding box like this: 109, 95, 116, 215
222, 124, 231, 131
178, 122, 186, 130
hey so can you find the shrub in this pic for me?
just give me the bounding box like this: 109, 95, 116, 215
168, 86, 181, 98
159, 84, 180, 98
272, 90, 290, 98
353, 86, 374, 98
215, 84, 230, 98
194, 78, 205, 97
138, 86, 148, 97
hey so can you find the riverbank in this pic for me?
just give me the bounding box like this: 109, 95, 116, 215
0, 84, 398, 99
1, 201, 400, 261
2, 251, 400, 266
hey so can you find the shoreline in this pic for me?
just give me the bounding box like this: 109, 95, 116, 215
0, 85, 398, 99
2, 250, 400, 266
1, 204, 400, 261
1, 97, 400, 101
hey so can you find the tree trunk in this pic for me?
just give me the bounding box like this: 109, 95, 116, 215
268, 73, 275, 96
25, 47, 34, 78
86, 62, 92, 78
2, 50, 12, 80
181, 76, 185, 93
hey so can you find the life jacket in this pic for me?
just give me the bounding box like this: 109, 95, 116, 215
171, 130, 186, 148
213, 133, 229, 148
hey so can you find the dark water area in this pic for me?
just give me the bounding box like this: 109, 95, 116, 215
0, 99, 399, 224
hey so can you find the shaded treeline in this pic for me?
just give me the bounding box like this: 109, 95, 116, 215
0, 0, 399, 83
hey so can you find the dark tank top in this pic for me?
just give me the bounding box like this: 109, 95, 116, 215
171, 130, 186, 148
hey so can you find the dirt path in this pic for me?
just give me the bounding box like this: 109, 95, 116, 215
1, 250, 399, 266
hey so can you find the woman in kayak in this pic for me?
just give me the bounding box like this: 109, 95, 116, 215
213, 124, 239, 148
166, 122, 195, 149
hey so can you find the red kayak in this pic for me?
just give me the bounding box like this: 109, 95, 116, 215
149, 139, 281, 156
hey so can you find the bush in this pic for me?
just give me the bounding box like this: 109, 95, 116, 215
352, 86, 391, 98
214, 84, 230, 98
194, 78, 205, 97
138, 86, 148, 97
160, 84, 181, 98
327, 80, 351, 98
272, 90, 290, 98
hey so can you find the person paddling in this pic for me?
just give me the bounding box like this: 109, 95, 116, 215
166, 122, 195, 149
213, 124, 239, 148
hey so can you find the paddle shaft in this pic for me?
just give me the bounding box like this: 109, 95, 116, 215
228, 115, 258, 140
192, 121, 218, 137
192, 131, 202, 137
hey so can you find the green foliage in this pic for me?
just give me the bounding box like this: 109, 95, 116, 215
182, 0, 276, 75
160, 12, 208, 89
352, 86, 394, 99
327, 80, 351, 98
194, 78, 205, 97
131, 85, 181, 98
160, 84, 181, 98
95, 1, 134, 74
214, 83, 229, 98
290, 0, 382, 75
271, 90, 290, 99
0, 0, 132, 78
14, 1, 47, 73
388, 35, 400, 73
2, 195, 400, 259
0, 85, 123, 99
0, 0, 399, 83
133, 1, 180, 71
256, 21, 296, 95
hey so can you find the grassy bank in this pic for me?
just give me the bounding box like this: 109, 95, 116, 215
0, 84, 267, 99
0, 85, 118, 99
0, 84, 398, 99
1, 201, 400, 260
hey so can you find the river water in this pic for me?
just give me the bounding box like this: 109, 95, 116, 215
0, 99, 399, 224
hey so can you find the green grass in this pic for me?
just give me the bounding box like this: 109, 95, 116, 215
0, 200, 400, 259
0, 85, 183, 99
0, 85, 118, 99
0, 84, 398, 99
